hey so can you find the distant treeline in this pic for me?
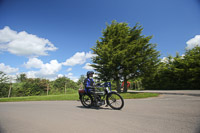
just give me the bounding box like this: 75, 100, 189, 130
0, 74, 81, 98
1, 49, 200, 98
142, 46, 200, 90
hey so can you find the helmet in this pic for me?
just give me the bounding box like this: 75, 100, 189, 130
87, 71, 94, 77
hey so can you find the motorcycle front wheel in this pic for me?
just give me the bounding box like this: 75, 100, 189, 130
106, 92, 124, 110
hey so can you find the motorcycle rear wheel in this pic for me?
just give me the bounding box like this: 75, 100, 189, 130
106, 92, 124, 110
80, 94, 92, 108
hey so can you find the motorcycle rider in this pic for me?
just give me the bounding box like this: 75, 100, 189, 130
84, 71, 99, 106
84, 71, 95, 92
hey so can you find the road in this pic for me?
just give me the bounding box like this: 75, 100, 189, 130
0, 94, 200, 133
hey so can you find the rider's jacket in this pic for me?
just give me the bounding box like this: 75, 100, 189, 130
84, 78, 94, 93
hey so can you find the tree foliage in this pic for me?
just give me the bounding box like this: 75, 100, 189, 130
91, 21, 160, 92
0, 74, 80, 98
0, 71, 9, 83
0, 71, 9, 97
53, 77, 78, 91
77, 75, 85, 86
143, 46, 200, 90
16, 73, 27, 83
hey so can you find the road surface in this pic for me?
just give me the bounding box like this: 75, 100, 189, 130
0, 94, 200, 133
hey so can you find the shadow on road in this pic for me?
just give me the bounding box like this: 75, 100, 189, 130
195, 121, 200, 133
0, 124, 5, 133
76, 106, 114, 110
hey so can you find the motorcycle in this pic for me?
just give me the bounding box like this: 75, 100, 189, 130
78, 82, 124, 110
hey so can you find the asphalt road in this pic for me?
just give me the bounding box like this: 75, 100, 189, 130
0, 94, 200, 133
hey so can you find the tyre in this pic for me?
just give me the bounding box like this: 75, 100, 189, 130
106, 92, 124, 110
80, 94, 92, 108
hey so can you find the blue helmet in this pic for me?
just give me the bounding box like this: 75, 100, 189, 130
87, 71, 94, 77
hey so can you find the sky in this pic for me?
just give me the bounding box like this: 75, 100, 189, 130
0, 0, 200, 82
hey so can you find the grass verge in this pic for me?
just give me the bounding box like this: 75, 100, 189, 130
120, 92, 159, 99
0, 92, 159, 102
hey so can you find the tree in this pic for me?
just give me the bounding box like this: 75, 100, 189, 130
143, 46, 200, 90
77, 75, 85, 85
91, 20, 160, 92
0, 71, 9, 97
184, 46, 200, 89
15, 78, 47, 96
16, 73, 27, 83
77, 75, 86, 89
91, 21, 126, 92
53, 77, 78, 93
0, 71, 9, 83
119, 27, 160, 92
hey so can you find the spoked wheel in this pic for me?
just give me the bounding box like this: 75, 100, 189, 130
80, 94, 92, 108
106, 92, 124, 110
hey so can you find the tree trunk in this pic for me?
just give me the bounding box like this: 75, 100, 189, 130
47, 83, 49, 95
65, 82, 66, 94
8, 84, 12, 98
123, 77, 128, 92
116, 78, 121, 93
135, 81, 137, 90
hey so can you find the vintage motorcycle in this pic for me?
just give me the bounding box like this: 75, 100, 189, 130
78, 82, 124, 110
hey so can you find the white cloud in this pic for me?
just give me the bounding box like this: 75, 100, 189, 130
62, 52, 87, 66
39, 60, 62, 76
180, 54, 185, 59
66, 68, 72, 72
62, 51, 97, 66
24, 58, 43, 69
0, 63, 19, 74
186, 35, 200, 50
66, 73, 79, 82
93, 73, 98, 78
57, 74, 64, 78
161, 57, 174, 63
7, 75, 18, 83
26, 71, 37, 79
86, 51, 97, 58
161, 57, 168, 63
0, 26, 57, 57
53, 73, 79, 82
83, 63, 94, 70
66, 72, 73, 77
24, 58, 62, 80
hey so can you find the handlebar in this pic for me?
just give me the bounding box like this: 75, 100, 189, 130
94, 82, 112, 91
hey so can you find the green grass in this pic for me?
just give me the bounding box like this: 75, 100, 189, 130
0, 94, 79, 102
0, 92, 159, 102
120, 92, 159, 99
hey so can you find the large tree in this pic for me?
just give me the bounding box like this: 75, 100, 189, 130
91, 21, 160, 92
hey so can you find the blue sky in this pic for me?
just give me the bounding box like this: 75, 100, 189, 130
0, 0, 200, 81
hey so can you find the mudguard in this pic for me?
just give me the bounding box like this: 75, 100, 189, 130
78, 89, 85, 99
78, 89, 85, 94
